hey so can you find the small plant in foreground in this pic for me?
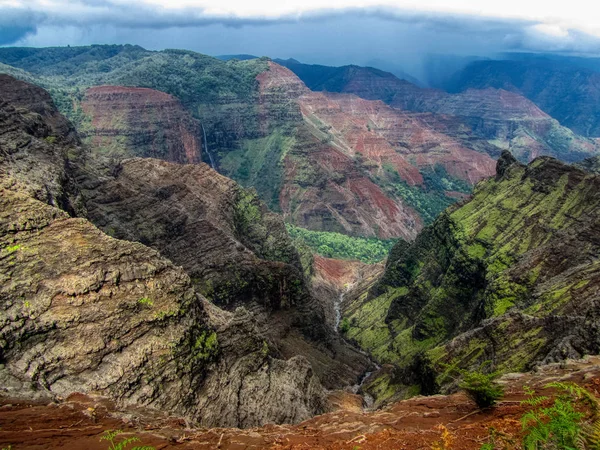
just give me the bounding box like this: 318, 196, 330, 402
431, 424, 454, 450
521, 382, 600, 450
459, 369, 504, 409
100, 429, 155, 450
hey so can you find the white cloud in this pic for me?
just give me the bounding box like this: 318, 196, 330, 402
100, 0, 600, 38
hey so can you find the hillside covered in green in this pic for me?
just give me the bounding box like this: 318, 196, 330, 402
342, 151, 600, 403
286, 224, 396, 264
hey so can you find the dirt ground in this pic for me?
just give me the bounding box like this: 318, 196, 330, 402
2, 357, 600, 450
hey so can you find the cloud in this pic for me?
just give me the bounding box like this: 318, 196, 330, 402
0, 6, 44, 45
1, 0, 600, 58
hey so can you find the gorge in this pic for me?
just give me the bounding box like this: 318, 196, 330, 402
1, 45, 600, 449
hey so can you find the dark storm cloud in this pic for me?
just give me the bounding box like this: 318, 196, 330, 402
2, 1, 600, 59
0, 7, 45, 45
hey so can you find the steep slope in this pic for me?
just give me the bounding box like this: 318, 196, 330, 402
399, 88, 599, 162
280, 59, 599, 163
0, 47, 493, 239
80, 86, 202, 163
0, 74, 373, 428
223, 62, 497, 237
342, 151, 600, 402
449, 59, 600, 137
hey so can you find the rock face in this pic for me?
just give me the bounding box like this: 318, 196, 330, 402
401, 88, 600, 163
449, 59, 600, 138
280, 60, 600, 163
0, 74, 349, 428
223, 62, 498, 239
342, 151, 600, 402
81, 86, 202, 163
0, 50, 495, 238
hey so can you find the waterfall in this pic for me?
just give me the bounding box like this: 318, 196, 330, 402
334, 291, 343, 332
200, 122, 216, 170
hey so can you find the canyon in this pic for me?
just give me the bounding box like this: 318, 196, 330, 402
1, 46, 600, 449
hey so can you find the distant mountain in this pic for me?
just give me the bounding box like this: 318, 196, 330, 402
422, 53, 489, 89
0, 46, 496, 238
274, 58, 421, 91
0, 45, 596, 239
215, 54, 259, 61
278, 57, 599, 162
447, 57, 600, 137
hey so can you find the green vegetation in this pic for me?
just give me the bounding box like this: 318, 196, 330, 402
192, 330, 219, 362
520, 382, 600, 450
286, 224, 396, 264
4, 244, 22, 253
220, 129, 295, 211
339, 318, 350, 333
100, 429, 155, 450
377, 163, 471, 224
459, 368, 504, 408
137, 297, 153, 307
0, 46, 269, 166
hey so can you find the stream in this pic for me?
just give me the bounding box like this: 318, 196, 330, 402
334, 288, 381, 409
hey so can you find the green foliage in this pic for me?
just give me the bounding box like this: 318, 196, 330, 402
459, 368, 504, 408
378, 163, 471, 224
339, 318, 350, 333
286, 224, 396, 264
137, 297, 153, 307
233, 188, 262, 236
520, 382, 600, 450
220, 129, 294, 212
100, 429, 155, 450
192, 330, 219, 362
4, 244, 22, 253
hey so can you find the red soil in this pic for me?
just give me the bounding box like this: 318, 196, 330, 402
3, 358, 600, 450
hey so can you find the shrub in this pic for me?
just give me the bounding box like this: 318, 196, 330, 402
459, 370, 504, 409
286, 224, 396, 264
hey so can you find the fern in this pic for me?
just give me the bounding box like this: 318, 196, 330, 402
521, 386, 549, 407
100, 429, 155, 450
577, 419, 600, 450
521, 382, 600, 450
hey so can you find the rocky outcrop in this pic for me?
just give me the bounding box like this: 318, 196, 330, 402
342, 151, 600, 402
81, 86, 202, 164
0, 74, 348, 428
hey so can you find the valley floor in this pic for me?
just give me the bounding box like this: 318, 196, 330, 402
2, 357, 600, 449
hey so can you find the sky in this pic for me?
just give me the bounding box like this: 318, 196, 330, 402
1, 0, 600, 81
